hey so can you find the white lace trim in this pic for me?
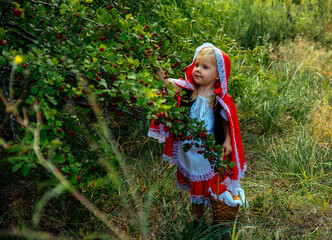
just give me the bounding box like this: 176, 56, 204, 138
159, 124, 169, 138
170, 78, 194, 90
190, 195, 211, 205
148, 128, 165, 143
208, 186, 248, 208
191, 43, 215, 64
163, 153, 172, 162
163, 140, 217, 182
214, 48, 228, 99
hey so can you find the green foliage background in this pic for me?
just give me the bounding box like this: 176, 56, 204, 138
0, 0, 331, 239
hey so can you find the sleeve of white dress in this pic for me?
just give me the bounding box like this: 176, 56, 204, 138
220, 109, 229, 121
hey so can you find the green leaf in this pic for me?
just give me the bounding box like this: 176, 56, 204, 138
229, 162, 236, 168
70, 176, 78, 184
60, 4, 67, 15
0, 55, 5, 65
22, 165, 31, 176
0, 27, 5, 38
62, 166, 70, 172
12, 163, 23, 173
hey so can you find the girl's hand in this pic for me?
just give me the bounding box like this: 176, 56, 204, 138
222, 137, 232, 157
222, 121, 232, 157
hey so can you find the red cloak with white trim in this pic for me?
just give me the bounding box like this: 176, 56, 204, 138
148, 43, 246, 192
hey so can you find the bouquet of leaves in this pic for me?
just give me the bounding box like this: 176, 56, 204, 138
153, 99, 236, 178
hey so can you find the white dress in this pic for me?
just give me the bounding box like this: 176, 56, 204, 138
176, 95, 220, 182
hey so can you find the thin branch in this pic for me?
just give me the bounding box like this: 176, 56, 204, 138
0, 92, 31, 129
1, 22, 38, 40
1, 24, 38, 44
28, 0, 61, 9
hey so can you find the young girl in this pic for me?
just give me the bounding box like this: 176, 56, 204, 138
148, 43, 247, 221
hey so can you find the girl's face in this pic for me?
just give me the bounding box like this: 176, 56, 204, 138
193, 53, 220, 88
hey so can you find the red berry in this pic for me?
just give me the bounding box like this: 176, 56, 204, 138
77, 176, 81, 180
139, 80, 144, 84
1, 40, 7, 45
83, 89, 88, 94
75, 13, 79, 17
110, 5, 114, 8
144, 83, 149, 86
98, 93, 102, 97
154, 45, 158, 49
59, 58, 63, 62
97, 77, 101, 81
97, 72, 101, 76
147, 49, 151, 53
58, 128, 62, 133
22, 64, 27, 68
113, 64, 118, 68
34, 101, 39, 105
157, 57, 161, 61
148, 102, 153, 106
126, 53, 130, 57
100, 47, 104, 51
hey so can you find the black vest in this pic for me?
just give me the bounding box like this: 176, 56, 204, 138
180, 89, 226, 146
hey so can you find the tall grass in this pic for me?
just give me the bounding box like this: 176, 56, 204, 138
225, 0, 332, 48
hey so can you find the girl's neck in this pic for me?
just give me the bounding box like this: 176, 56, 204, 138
197, 85, 215, 98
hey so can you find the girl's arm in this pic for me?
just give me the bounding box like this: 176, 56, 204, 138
155, 70, 182, 91
222, 122, 232, 157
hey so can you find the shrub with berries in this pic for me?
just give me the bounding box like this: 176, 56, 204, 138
0, 0, 241, 196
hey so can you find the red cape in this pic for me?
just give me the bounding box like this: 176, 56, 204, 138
148, 43, 246, 185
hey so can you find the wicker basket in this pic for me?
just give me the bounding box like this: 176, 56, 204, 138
211, 198, 239, 221
211, 175, 240, 221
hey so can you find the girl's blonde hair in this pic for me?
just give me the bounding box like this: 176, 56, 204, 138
190, 47, 218, 107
